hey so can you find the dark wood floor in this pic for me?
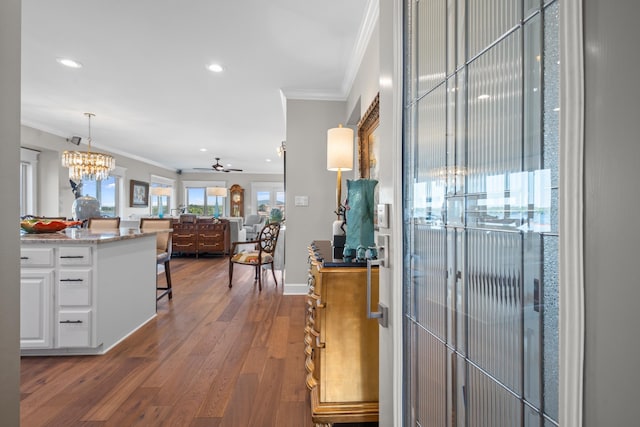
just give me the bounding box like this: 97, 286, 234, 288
20, 256, 315, 427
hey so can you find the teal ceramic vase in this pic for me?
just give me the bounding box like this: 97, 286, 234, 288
345, 178, 378, 255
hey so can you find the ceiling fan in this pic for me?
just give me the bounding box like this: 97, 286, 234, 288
195, 157, 243, 173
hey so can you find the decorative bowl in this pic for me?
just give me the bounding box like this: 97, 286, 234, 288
20, 219, 82, 234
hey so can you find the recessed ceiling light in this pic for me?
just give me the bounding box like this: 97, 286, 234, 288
199, 148, 207, 152
207, 63, 224, 73
56, 57, 82, 68
265, 158, 272, 162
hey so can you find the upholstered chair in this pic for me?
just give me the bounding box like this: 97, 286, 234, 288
87, 217, 121, 230
229, 222, 280, 291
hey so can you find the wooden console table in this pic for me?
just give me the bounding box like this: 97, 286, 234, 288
305, 240, 379, 426
171, 217, 229, 257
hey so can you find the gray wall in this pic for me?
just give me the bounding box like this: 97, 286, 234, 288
583, 1, 640, 425
284, 99, 347, 290
0, 0, 21, 424
21, 125, 181, 219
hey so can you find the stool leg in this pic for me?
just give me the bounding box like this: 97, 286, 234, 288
164, 260, 172, 299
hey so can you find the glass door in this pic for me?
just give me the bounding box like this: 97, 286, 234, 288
403, 1, 560, 425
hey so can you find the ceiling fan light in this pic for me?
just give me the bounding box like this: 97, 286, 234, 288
207, 63, 224, 73
56, 57, 83, 68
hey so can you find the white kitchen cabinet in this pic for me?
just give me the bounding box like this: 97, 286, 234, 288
20, 270, 53, 349
20, 230, 158, 356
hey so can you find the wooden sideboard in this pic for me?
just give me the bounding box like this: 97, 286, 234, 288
305, 240, 379, 426
171, 218, 229, 257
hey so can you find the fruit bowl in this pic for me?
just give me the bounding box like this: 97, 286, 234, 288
20, 219, 82, 234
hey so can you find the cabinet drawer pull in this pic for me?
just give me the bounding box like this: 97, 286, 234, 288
60, 278, 84, 282
60, 255, 84, 259
20, 256, 28, 260
60, 320, 83, 324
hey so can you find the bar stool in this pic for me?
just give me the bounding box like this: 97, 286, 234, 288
140, 218, 173, 301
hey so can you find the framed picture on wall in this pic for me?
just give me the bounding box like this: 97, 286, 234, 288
358, 94, 380, 228
358, 93, 380, 180
129, 180, 149, 207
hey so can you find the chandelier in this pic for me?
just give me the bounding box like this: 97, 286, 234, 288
61, 113, 115, 181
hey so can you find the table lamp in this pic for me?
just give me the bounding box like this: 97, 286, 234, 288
150, 187, 172, 218
207, 187, 227, 218
327, 124, 353, 258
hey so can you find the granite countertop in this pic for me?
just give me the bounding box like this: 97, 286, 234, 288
21, 227, 168, 244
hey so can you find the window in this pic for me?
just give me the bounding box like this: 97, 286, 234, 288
19, 148, 39, 216
81, 176, 118, 217
251, 182, 284, 218
149, 184, 172, 217
182, 180, 226, 217
149, 175, 176, 217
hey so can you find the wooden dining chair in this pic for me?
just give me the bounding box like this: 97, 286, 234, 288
229, 222, 280, 291
87, 217, 121, 230
140, 218, 173, 301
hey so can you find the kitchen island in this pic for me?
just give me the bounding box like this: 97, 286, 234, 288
20, 227, 159, 356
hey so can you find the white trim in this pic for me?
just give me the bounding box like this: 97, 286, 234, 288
250, 181, 284, 216
341, 0, 380, 96
150, 174, 177, 213
150, 174, 175, 186
281, 89, 347, 102
20, 119, 179, 173
559, 0, 585, 425
280, 0, 379, 102
182, 179, 227, 214
391, 1, 404, 425
283, 283, 308, 295
20, 147, 39, 215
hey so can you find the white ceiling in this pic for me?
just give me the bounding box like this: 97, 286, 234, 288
21, 0, 373, 174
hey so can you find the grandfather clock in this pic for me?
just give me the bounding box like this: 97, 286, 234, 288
229, 184, 244, 218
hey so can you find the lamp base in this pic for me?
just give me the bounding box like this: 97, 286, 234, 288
332, 234, 346, 259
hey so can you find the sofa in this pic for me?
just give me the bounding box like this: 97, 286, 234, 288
243, 214, 266, 240
224, 217, 246, 245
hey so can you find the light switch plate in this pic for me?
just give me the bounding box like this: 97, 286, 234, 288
294, 196, 309, 207
377, 203, 389, 228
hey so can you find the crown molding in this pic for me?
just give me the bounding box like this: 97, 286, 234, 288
21, 120, 179, 173
281, 0, 379, 102
341, 0, 379, 96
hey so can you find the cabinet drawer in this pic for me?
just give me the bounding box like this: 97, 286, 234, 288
199, 231, 224, 239
58, 246, 92, 266
198, 240, 224, 250
21, 247, 54, 267
174, 232, 196, 239
58, 269, 92, 306
57, 310, 93, 348
173, 241, 196, 249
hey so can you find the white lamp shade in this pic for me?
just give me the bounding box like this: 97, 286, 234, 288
150, 187, 172, 197
327, 125, 354, 171
207, 187, 227, 197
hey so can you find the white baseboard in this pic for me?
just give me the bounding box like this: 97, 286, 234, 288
283, 283, 308, 295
